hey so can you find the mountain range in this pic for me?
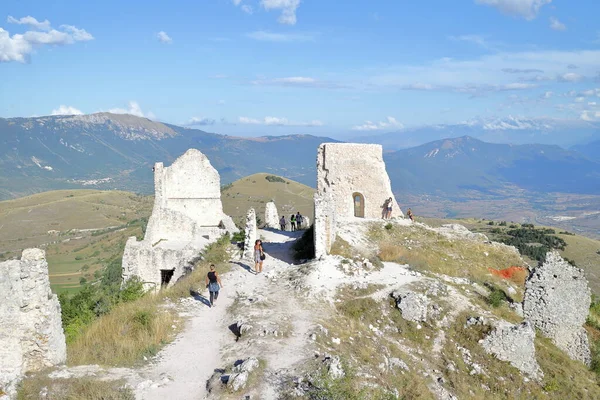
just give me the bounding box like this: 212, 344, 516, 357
351, 116, 600, 150
1, 113, 599, 202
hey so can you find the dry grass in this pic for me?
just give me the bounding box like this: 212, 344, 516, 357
17, 374, 133, 400
67, 297, 178, 366
68, 234, 233, 366
370, 223, 526, 302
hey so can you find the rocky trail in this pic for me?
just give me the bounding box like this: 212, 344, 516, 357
131, 228, 311, 399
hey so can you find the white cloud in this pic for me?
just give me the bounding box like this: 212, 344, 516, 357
260, 0, 301, 25
232, 0, 242, 5
352, 116, 403, 131
502, 68, 544, 73
558, 72, 583, 82
238, 116, 323, 127
0, 17, 93, 63
241, 5, 253, 14
245, 30, 316, 42
184, 116, 216, 126
51, 105, 83, 115
581, 110, 600, 121
575, 97, 585, 103
7, 15, 51, 31
475, 0, 551, 20
251, 76, 345, 89
549, 17, 566, 31
156, 31, 172, 44
109, 101, 155, 119
448, 35, 488, 48
542, 91, 553, 99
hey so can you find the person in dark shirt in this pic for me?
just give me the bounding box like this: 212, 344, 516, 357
206, 264, 223, 307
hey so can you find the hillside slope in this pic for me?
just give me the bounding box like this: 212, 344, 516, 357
0, 113, 337, 199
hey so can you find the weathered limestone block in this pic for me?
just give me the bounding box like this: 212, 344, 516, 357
392, 291, 430, 322
482, 321, 543, 380
0, 249, 66, 399
523, 251, 591, 365
243, 208, 257, 260
433, 224, 488, 242
122, 149, 236, 290
264, 202, 279, 229
316, 143, 403, 220
314, 191, 336, 259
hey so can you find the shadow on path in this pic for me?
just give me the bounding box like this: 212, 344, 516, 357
189, 289, 211, 308
232, 261, 256, 274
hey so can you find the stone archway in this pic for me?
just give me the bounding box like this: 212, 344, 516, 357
353, 192, 365, 218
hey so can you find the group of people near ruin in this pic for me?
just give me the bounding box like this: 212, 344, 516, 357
382, 197, 415, 222
279, 211, 304, 231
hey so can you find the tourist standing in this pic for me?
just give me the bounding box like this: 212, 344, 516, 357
254, 239, 265, 274
407, 208, 414, 222
206, 264, 223, 308
386, 197, 393, 219
279, 215, 287, 231
290, 214, 296, 231
296, 212, 303, 229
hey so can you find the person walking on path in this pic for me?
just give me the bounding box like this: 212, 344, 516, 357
296, 212, 303, 229
290, 214, 297, 231
381, 198, 390, 219
205, 264, 223, 308
254, 239, 265, 274
279, 215, 287, 231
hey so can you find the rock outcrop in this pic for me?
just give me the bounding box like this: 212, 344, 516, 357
314, 143, 402, 258
122, 149, 237, 291
243, 208, 257, 260
482, 321, 543, 380
264, 202, 279, 229
0, 249, 67, 399
523, 251, 591, 365
392, 290, 431, 323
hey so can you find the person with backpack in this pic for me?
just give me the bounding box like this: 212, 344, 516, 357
290, 214, 296, 231
296, 212, 303, 229
205, 264, 223, 308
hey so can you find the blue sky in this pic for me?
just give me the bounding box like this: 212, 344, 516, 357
1, 0, 599, 137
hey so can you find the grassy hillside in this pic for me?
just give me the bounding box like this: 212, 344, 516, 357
221, 173, 315, 226
0, 190, 152, 293
421, 216, 600, 294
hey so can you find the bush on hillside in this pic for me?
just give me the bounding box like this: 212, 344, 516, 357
265, 175, 286, 183
293, 225, 315, 260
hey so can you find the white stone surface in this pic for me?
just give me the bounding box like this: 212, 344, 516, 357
0, 249, 66, 399
122, 149, 237, 291
524, 251, 592, 365
314, 143, 401, 258
264, 202, 280, 229
243, 208, 257, 260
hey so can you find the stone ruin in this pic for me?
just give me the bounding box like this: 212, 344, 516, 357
0, 249, 67, 399
122, 149, 237, 291
314, 143, 402, 258
523, 250, 592, 365
243, 208, 257, 260
264, 202, 279, 229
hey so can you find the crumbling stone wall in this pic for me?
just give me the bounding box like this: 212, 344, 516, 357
122, 149, 237, 291
0, 249, 66, 399
314, 143, 401, 258
523, 251, 591, 365
264, 202, 279, 229
243, 209, 257, 260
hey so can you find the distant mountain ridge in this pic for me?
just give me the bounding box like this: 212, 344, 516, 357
352, 117, 600, 150
384, 135, 600, 196
0, 113, 337, 199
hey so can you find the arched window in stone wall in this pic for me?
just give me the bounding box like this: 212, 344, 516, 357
353, 192, 365, 218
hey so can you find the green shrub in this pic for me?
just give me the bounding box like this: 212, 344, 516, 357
384, 223, 393, 230
231, 230, 245, 242
293, 225, 315, 260
487, 285, 508, 308
265, 175, 286, 183
487, 221, 495, 226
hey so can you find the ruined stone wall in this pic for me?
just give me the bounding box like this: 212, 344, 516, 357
122, 149, 237, 291
0, 249, 66, 398
316, 143, 403, 220
264, 202, 279, 229
243, 208, 257, 260
314, 192, 336, 259
523, 251, 591, 365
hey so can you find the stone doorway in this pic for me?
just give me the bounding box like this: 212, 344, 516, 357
160, 269, 175, 287
353, 192, 365, 218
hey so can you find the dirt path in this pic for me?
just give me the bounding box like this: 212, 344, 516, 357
132, 228, 312, 399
